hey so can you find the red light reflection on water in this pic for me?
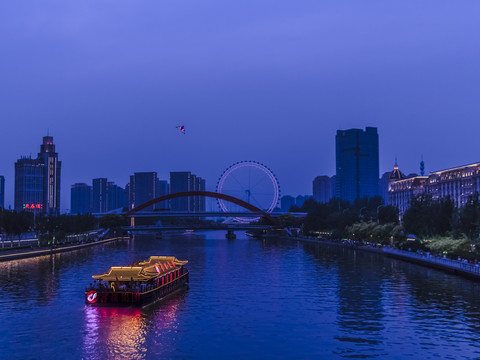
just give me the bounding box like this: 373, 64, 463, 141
82, 294, 185, 360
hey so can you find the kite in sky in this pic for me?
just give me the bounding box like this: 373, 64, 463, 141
176, 125, 186, 134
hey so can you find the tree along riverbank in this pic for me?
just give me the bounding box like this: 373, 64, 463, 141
294, 194, 480, 262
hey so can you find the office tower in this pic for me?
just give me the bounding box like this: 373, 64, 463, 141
14, 157, 46, 213
335, 127, 379, 203
313, 176, 335, 203
15, 136, 62, 214
128, 172, 159, 211
91, 178, 127, 213
107, 182, 127, 211
92, 178, 108, 213
170, 172, 191, 211
38, 136, 61, 215
0, 176, 4, 208
71, 183, 92, 214
170, 171, 206, 211
155, 180, 170, 209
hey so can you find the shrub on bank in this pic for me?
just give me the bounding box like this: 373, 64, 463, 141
345, 221, 405, 245
423, 235, 475, 260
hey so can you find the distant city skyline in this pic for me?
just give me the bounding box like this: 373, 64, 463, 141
2, 1, 480, 211
0, 130, 471, 212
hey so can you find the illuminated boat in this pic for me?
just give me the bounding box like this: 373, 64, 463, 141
85, 256, 189, 306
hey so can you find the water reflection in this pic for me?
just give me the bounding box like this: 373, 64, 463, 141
82, 290, 187, 360
3, 233, 480, 359
0, 240, 130, 310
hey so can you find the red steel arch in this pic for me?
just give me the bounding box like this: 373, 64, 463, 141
126, 191, 277, 224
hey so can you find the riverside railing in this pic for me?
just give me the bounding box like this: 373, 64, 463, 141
292, 235, 480, 278
380, 247, 480, 276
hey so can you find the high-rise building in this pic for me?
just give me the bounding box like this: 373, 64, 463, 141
14, 136, 62, 214
38, 136, 61, 215
170, 171, 206, 211
15, 136, 62, 214
92, 178, 108, 213
0, 176, 5, 209
15, 157, 44, 213
91, 178, 127, 213
155, 180, 170, 209
107, 182, 127, 211
194, 176, 206, 212
71, 183, 92, 214
335, 127, 379, 203
128, 172, 159, 211
14, 157, 45, 213
15, 136, 61, 215
313, 176, 335, 203
170, 172, 191, 211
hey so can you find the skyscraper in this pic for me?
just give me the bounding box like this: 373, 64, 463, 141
91, 178, 127, 213
313, 176, 335, 203
0, 176, 5, 209
170, 172, 192, 211
335, 127, 379, 203
15, 136, 61, 214
107, 182, 127, 211
92, 178, 108, 213
170, 171, 206, 211
128, 172, 159, 211
155, 180, 170, 209
38, 136, 61, 215
71, 183, 92, 214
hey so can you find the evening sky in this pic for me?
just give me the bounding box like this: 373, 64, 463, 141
1, 0, 480, 211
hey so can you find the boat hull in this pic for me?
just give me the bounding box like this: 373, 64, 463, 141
85, 271, 189, 307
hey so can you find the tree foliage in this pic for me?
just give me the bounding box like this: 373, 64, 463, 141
300, 196, 397, 236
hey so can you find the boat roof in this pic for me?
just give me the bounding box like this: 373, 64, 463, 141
92, 256, 188, 282
138, 256, 188, 267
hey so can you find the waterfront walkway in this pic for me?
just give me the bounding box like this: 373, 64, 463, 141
0, 237, 129, 262
292, 236, 480, 280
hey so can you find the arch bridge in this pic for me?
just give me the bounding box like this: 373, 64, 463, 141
126, 191, 279, 226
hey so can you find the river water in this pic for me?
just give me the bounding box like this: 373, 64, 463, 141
1, 231, 480, 359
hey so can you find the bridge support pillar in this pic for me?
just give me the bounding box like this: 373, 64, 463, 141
130, 216, 135, 228
226, 229, 236, 240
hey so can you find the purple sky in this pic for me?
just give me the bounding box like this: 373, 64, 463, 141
1, 1, 480, 211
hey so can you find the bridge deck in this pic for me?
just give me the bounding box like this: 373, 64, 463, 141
125, 224, 273, 231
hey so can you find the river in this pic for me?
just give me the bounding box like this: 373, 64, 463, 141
1, 231, 479, 359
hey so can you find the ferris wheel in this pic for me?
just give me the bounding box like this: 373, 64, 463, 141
216, 161, 280, 222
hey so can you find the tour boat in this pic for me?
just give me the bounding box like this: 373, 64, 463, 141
85, 256, 189, 306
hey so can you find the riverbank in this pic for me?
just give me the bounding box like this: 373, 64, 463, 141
0, 236, 130, 262
290, 236, 480, 281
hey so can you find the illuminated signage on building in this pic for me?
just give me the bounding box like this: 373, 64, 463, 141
23, 204, 43, 209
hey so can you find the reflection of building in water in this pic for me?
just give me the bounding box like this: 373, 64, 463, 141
82, 292, 185, 359
334, 250, 386, 357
